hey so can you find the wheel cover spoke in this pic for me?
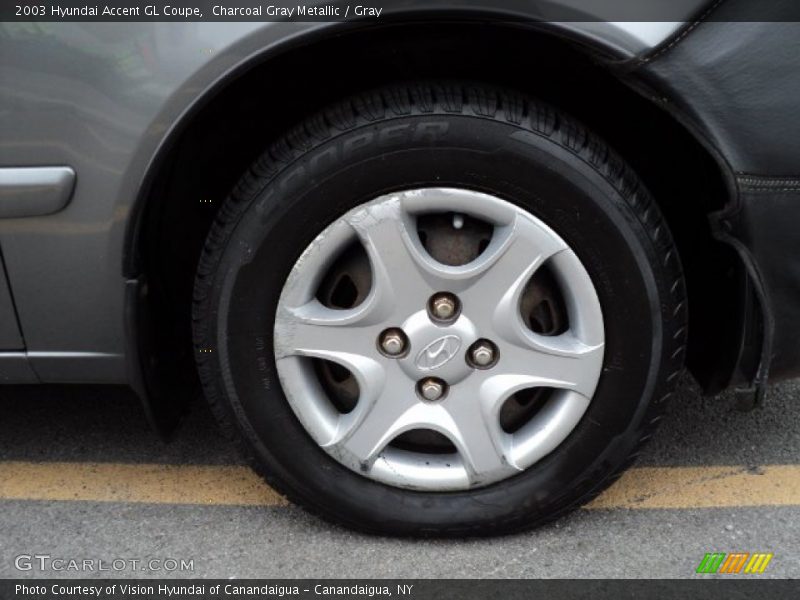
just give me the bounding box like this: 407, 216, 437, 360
461, 211, 568, 310
324, 369, 417, 466
444, 386, 519, 482
345, 196, 439, 315
492, 333, 604, 400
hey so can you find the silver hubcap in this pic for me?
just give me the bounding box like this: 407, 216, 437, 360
274, 188, 604, 491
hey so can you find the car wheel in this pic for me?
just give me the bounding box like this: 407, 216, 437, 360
192, 82, 687, 536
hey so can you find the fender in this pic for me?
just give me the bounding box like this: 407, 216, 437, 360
636, 1, 800, 401
123, 15, 702, 278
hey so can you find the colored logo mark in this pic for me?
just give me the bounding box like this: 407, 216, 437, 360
696, 552, 773, 574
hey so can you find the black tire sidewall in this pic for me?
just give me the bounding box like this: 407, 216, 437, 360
202, 112, 672, 534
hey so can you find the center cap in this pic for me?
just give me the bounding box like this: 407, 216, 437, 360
398, 311, 478, 384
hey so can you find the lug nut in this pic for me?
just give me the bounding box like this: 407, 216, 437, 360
378, 328, 407, 357
428, 292, 460, 322
418, 377, 447, 401
468, 339, 498, 368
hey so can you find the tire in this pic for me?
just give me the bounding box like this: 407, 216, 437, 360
192, 82, 687, 536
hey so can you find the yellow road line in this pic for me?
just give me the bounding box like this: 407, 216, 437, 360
0, 462, 287, 507
585, 465, 800, 510
1, 461, 799, 509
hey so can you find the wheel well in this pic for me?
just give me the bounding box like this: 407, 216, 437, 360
133, 22, 743, 420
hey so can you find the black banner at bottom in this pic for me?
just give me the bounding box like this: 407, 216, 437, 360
1, 579, 798, 600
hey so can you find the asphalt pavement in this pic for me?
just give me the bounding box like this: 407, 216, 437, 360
0, 377, 798, 579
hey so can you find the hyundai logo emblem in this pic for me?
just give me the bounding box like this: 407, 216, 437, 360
415, 335, 462, 371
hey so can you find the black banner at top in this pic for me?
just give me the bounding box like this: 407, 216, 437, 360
4, 0, 800, 22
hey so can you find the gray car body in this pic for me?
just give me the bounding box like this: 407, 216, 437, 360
2, 1, 799, 422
